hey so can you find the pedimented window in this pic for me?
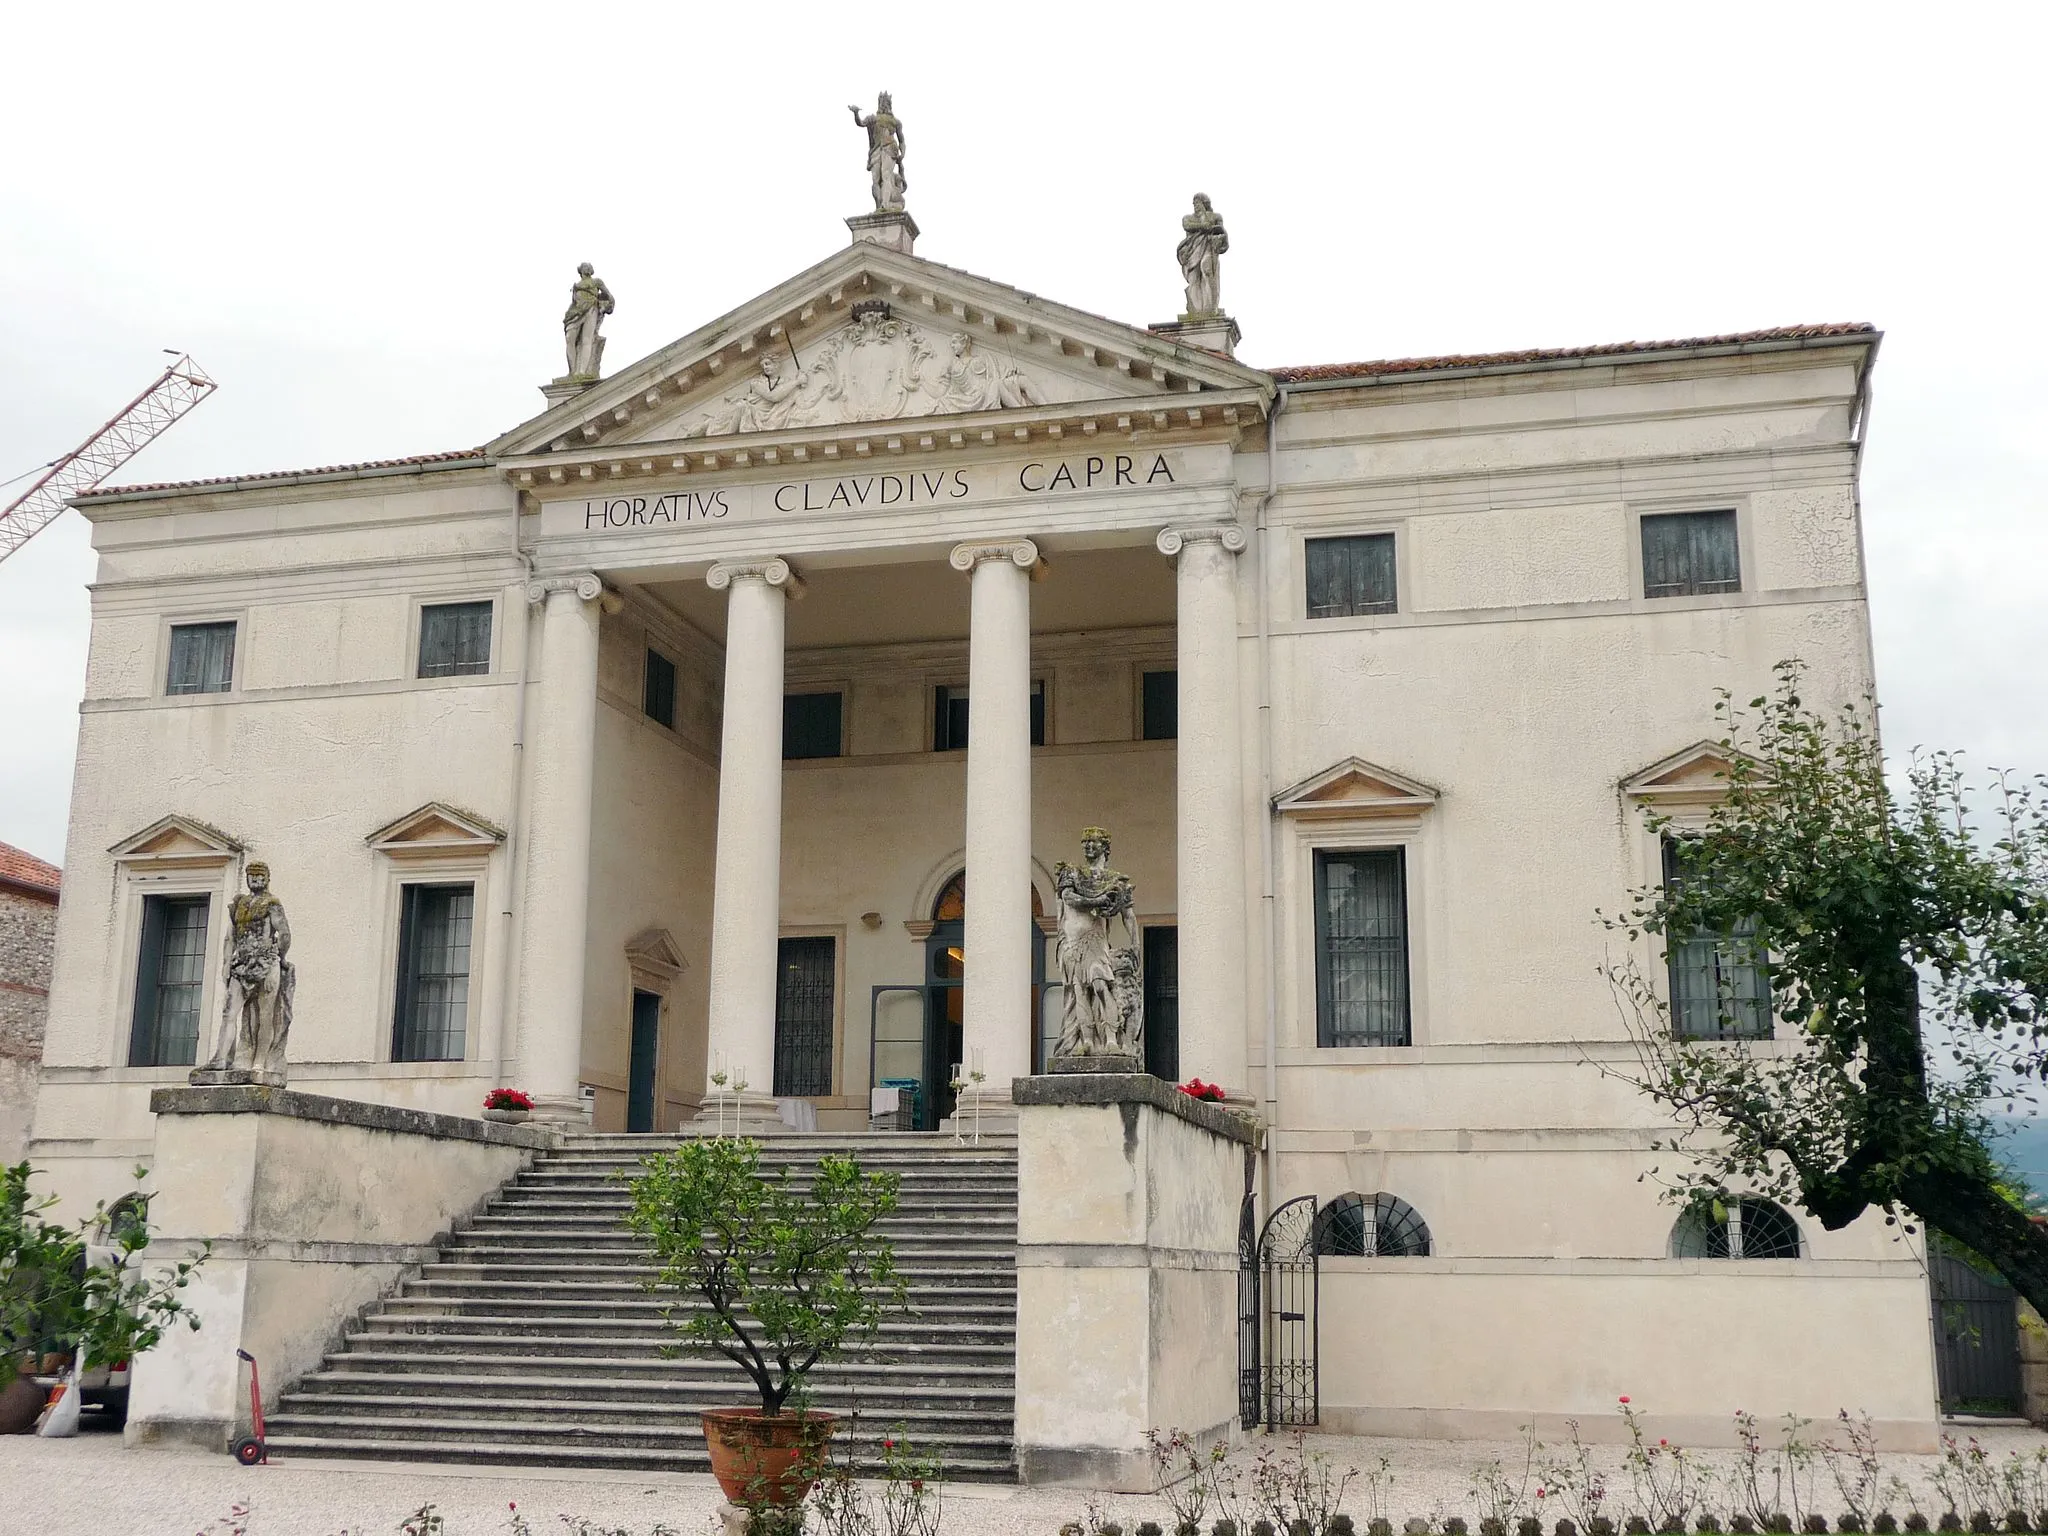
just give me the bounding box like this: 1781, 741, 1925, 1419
109, 815, 244, 871
1273, 758, 1440, 822
365, 803, 506, 859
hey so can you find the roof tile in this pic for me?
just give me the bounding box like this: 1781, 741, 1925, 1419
0, 841, 61, 895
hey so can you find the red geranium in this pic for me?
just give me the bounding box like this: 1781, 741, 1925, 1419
1178, 1078, 1226, 1103
484, 1087, 534, 1111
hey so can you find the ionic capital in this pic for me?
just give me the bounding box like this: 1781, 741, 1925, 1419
708, 557, 806, 599
1156, 524, 1249, 560
949, 538, 1043, 576
526, 572, 604, 604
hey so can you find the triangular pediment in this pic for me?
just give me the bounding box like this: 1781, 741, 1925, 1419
1621, 741, 1765, 805
110, 814, 243, 865
366, 802, 506, 856
492, 243, 1271, 461
1274, 758, 1441, 818
625, 926, 687, 979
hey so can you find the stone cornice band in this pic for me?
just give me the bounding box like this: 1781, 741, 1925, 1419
1156, 524, 1248, 559
948, 538, 1041, 574
707, 557, 805, 599
526, 572, 603, 604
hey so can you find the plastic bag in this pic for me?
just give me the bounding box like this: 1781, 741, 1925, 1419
36, 1350, 82, 1438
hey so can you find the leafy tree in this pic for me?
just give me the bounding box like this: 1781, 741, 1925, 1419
1605, 664, 2048, 1309
626, 1137, 905, 1416
2, 1162, 206, 1387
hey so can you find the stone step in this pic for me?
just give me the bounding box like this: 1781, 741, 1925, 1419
275, 1391, 1009, 1432
286, 1370, 1017, 1408
322, 1348, 1014, 1384
416, 1260, 1018, 1287
260, 1410, 1014, 1461
492, 1186, 1018, 1206
393, 1280, 1012, 1307
351, 1321, 1014, 1354
261, 1434, 1017, 1480
368, 1304, 1013, 1333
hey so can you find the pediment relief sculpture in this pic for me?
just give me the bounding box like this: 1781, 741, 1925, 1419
676, 313, 1045, 439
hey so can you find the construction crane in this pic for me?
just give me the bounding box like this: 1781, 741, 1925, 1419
0, 352, 217, 564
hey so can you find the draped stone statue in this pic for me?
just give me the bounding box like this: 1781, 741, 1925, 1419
1177, 194, 1228, 319
682, 352, 811, 437
194, 862, 295, 1086
848, 92, 907, 213
562, 262, 615, 381
1053, 828, 1143, 1068
930, 332, 1040, 413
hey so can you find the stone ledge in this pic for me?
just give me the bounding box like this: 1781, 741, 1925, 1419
148, 1085, 558, 1149
1010, 1071, 1259, 1145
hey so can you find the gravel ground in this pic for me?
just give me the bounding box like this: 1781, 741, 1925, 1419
7, 1421, 2048, 1536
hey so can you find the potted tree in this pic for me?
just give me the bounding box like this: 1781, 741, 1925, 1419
2, 1162, 207, 1432
626, 1137, 904, 1506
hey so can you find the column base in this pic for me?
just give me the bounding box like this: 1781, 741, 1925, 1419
527, 1093, 594, 1125
681, 1092, 794, 1138
939, 1087, 1019, 1140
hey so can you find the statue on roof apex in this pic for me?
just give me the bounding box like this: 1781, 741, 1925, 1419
1177, 194, 1228, 320
562, 262, 615, 382
848, 92, 907, 213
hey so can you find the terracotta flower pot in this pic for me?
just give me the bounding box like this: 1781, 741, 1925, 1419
0, 1375, 47, 1435
700, 1407, 837, 1506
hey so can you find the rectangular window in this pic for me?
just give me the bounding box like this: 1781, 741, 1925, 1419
783, 691, 844, 760
773, 935, 836, 1096
393, 883, 474, 1062
1662, 839, 1771, 1040
165, 621, 236, 695
418, 601, 493, 678
1641, 509, 1741, 598
1305, 534, 1398, 619
1314, 848, 1411, 1047
129, 894, 209, 1066
933, 681, 1046, 751
644, 648, 677, 729
1142, 925, 1180, 1081
1141, 670, 1178, 741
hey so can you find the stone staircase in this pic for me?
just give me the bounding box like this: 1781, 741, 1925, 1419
265, 1133, 1019, 1479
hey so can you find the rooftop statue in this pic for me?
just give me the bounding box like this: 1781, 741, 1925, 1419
1177, 194, 1228, 319
562, 262, 615, 382
848, 92, 907, 213
194, 862, 295, 1086
1052, 828, 1143, 1069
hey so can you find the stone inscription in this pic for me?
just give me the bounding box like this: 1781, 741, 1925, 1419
553, 452, 1184, 537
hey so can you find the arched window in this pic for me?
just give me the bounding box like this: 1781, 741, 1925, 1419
1669, 1196, 1802, 1259
1314, 1192, 1432, 1257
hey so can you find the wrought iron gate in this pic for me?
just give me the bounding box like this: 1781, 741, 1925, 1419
1237, 1159, 1260, 1429
1259, 1194, 1319, 1426
1931, 1247, 2022, 1414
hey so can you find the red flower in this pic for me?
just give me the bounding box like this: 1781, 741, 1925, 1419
1619, 1395, 1631, 1404
1178, 1078, 1226, 1102
484, 1087, 534, 1111
1659, 1439, 1668, 1447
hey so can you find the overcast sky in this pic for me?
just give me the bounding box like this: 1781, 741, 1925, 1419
2, 2, 2043, 867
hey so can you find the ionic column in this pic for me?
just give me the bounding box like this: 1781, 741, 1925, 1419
515, 573, 605, 1119
696, 557, 803, 1134
949, 539, 1040, 1115
1157, 525, 1250, 1096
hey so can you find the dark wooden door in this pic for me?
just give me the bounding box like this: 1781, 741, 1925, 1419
1143, 924, 1180, 1081
626, 990, 660, 1134
1931, 1247, 2022, 1413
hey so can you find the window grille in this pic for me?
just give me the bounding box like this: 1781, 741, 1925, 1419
1305, 534, 1397, 619
773, 936, 835, 1096
783, 691, 844, 760
1315, 1192, 1433, 1257
129, 894, 209, 1065
1641, 509, 1741, 597
1663, 839, 1772, 1039
1669, 1196, 1801, 1259
393, 883, 473, 1061
418, 601, 493, 678
1141, 670, 1178, 741
1314, 848, 1411, 1046
933, 681, 1045, 750
166, 622, 236, 695
644, 649, 677, 729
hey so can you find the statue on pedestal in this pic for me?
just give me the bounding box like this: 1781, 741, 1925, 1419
194, 863, 295, 1086
562, 262, 615, 381
1177, 194, 1229, 319
1052, 828, 1143, 1068
848, 92, 907, 213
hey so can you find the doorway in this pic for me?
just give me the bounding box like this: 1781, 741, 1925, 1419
913, 871, 1044, 1130
627, 989, 660, 1133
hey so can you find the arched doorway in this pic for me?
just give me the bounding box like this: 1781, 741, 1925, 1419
919, 871, 1045, 1128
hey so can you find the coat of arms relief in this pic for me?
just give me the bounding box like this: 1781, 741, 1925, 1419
679, 309, 1044, 439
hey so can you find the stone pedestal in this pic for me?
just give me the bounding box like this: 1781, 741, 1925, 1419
127, 1087, 552, 1452
1048, 1053, 1141, 1075
1149, 314, 1241, 358
846, 209, 918, 255
539, 377, 595, 406
1011, 1073, 1257, 1488
187, 1067, 285, 1090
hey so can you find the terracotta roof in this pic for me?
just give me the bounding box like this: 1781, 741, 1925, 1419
0, 842, 61, 896
74, 447, 490, 502
1268, 323, 1877, 384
